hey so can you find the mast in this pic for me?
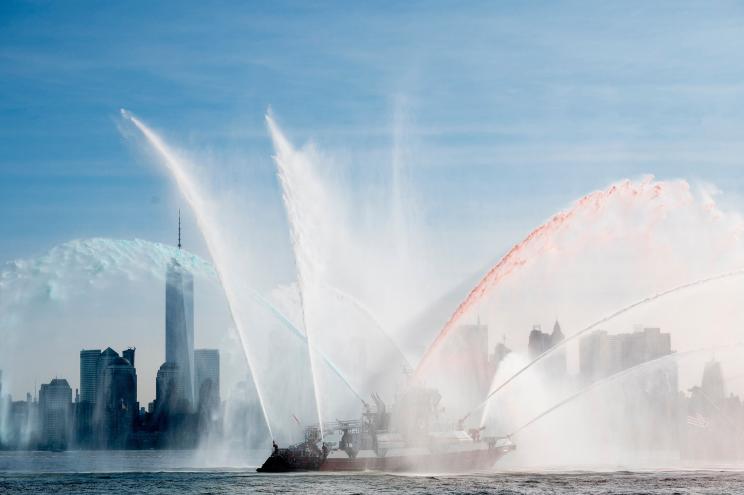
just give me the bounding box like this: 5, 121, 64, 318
178, 209, 182, 249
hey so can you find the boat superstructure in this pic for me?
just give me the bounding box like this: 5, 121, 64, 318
257, 386, 515, 472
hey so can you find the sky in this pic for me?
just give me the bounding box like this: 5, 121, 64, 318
4, 1, 744, 263
4, 1, 744, 399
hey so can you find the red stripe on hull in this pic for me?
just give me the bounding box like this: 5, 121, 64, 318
319, 447, 511, 473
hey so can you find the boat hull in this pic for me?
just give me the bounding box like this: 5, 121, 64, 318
321, 445, 513, 472
257, 444, 514, 473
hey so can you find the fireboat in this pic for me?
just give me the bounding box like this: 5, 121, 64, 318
256, 386, 515, 473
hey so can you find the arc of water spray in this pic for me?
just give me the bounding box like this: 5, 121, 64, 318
507, 343, 744, 438
322, 282, 412, 371
266, 109, 326, 438
120, 109, 276, 437
476, 267, 744, 425
415, 179, 663, 377
248, 287, 366, 405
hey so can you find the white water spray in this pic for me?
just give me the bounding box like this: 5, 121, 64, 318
266, 110, 327, 437
509, 343, 744, 438
121, 109, 275, 438
477, 267, 744, 426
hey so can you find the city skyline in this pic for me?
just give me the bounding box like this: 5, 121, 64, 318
0, 230, 221, 407
0, 244, 223, 451
3, 311, 739, 458
2, 243, 741, 407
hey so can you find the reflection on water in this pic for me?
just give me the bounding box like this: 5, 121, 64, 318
3, 452, 744, 494
0, 450, 265, 473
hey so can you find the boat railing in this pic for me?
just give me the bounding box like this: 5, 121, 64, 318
304, 419, 364, 437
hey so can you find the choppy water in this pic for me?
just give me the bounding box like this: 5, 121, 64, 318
2, 452, 744, 494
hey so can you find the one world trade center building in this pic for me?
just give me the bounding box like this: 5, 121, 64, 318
165, 215, 195, 407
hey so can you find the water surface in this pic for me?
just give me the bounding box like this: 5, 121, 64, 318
2, 451, 744, 494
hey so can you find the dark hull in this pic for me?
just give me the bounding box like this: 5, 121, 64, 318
258, 444, 514, 473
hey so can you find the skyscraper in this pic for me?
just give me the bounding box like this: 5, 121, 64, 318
451, 318, 490, 400
701, 359, 725, 405
97, 348, 119, 379
194, 349, 220, 410
579, 327, 673, 383
77, 347, 138, 447
122, 348, 135, 367
165, 212, 195, 406
527, 322, 565, 359
78, 349, 101, 447
39, 378, 72, 450
101, 354, 137, 448
527, 321, 566, 379
79, 349, 101, 403
155, 362, 184, 415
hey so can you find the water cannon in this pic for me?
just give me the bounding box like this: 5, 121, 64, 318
467, 426, 486, 441
457, 412, 471, 430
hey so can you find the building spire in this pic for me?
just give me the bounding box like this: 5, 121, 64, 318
178, 209, 182, 249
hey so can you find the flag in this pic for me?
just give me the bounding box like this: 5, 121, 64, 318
686, 413, 710, 429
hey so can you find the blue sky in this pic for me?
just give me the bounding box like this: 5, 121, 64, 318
3, 1, 744, 265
